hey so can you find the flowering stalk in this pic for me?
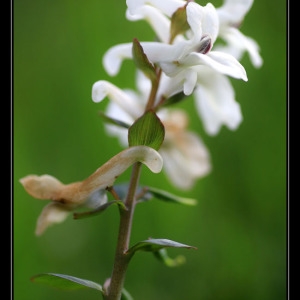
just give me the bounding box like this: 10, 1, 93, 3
19, 1, 262, 299
104, 162, 142, 299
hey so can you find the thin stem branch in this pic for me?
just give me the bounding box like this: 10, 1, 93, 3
104, 162, 142, 300
145, 68, 162, 111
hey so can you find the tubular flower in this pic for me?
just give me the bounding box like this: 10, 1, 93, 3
215, 0, 263, 68
20, 146, 163, 235
92, 72, 211, 190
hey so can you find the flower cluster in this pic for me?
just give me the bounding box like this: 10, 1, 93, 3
92, 0, 262, 185
20, 0, 262, 236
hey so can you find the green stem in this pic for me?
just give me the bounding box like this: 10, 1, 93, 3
104, 162, 142, 300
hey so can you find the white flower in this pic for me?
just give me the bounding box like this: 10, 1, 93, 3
193, 66, 242, 135
103, 2, 247, 96
100, 1, 249, 136
158, 109, 211, 189
215, 0, 263, 68
92, 72, 211, 190
20, 146, 163, 235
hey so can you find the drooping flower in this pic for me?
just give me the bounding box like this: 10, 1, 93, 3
92, 71, 211, 190
215, 0, 263, 68
20, 146, 163, 235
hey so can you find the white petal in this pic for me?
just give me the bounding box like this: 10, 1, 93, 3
157, 72, 185, 98
217, 0, 254, 25
183, 51, 248, 81
35, 202, 71, 236
105, 102, 132, 147
187, 2, 219, 43
103, 43, 133, 76
92, 80, 142, 119
217, 27, 263, 68
141, 41, 185, 62
135, 70, 152, 100
194, 70, 243, 135
160, 132, 211, 190
126, 5, 171, 43
183, 68, 197, 95
126, 0, 186, 17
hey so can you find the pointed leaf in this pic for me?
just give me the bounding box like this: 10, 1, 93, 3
147, 186, 197, 206
160, 91, 187, 108
132, 38, 156, 82
73, 200, 126, 220
121, 288, 134, 300
128, 110, 165, 150
31, 273, 102, 291
153, 248, 186, 267
126, 238, 197, 257
98, 111, 130, 129
170, 5, 190, 43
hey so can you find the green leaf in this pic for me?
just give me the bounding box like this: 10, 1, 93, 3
170, 5, 190, 43
121, 288, 134, 300
160, 91, 187, 108
126, 238, 197, 257
147, 186, 197, 206
73, 200, 126, 220
153, 248, 186, 267
31, 273, 103, 291
132, 38, 156, 82
98, 111, 130, 129
128, 110, 165, 150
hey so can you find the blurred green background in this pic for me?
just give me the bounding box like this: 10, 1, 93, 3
13, 0, 286, 299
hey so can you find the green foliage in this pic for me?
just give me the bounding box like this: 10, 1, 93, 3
132, 38, 157, 83
128, 110, 165, 150
120, 288, 134, 300
153, 248, 186, 267
126, 238, 196, 258
170, 5, 190, 43
98, 111, 130, 129
160, 91, 187, 108
31, 273, 103, 291
14, 0, 286, 299
113, 183, 197, 205
31, 273, 133, 299
146, 186, 197, 205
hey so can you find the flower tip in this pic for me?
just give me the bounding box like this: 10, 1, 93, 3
92, 81, 108, 103
19, 174, 63, 200
148, 154, 163, 174
135, 146, 163, 174
19, 176, 27, 186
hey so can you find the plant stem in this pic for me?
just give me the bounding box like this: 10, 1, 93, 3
104, 162, 142, 300
145, 68, 162, 111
